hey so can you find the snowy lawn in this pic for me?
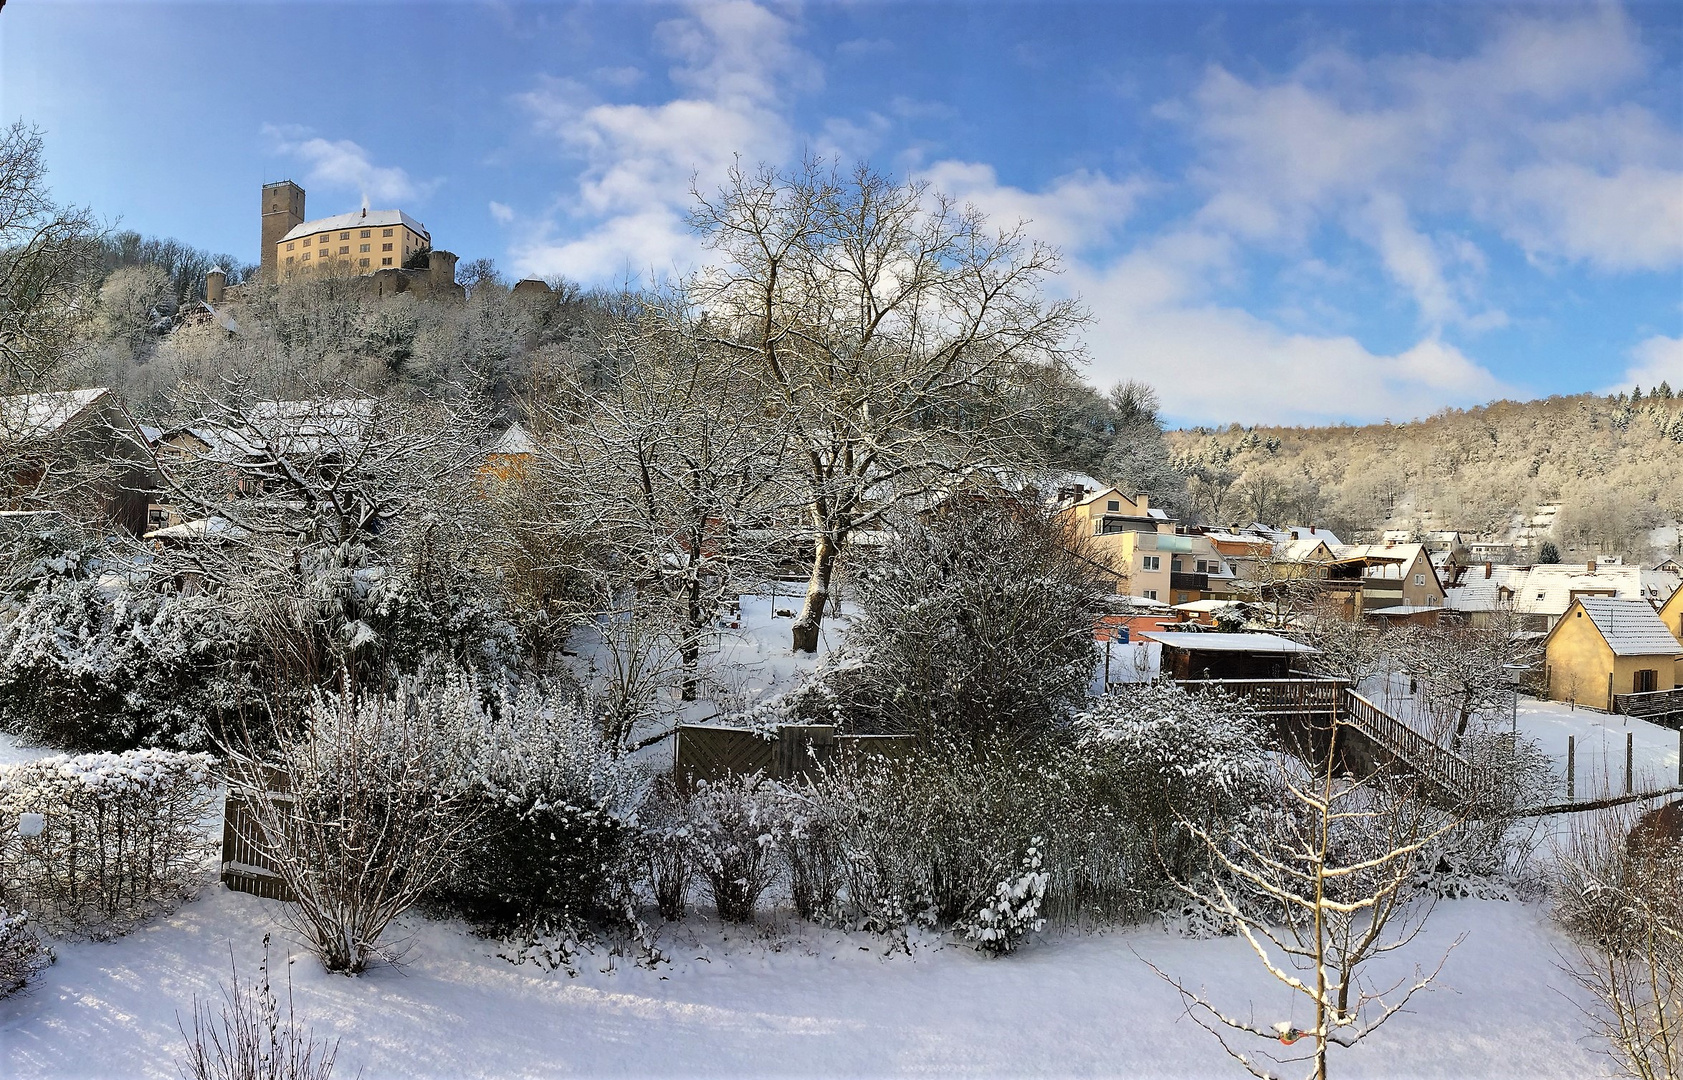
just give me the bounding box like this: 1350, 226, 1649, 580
0, 731, 56, 769
1513, 697, 1682, 800
2, 884, 1610, 1079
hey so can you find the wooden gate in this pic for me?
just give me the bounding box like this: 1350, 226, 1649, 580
220, 787, 295, 902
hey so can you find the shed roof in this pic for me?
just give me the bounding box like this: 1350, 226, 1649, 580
1566, 597, 1683, 657
1142, 632, 1318, 654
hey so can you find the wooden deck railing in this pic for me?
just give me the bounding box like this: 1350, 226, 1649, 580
1176, 677, 1346, 715
1342, 691, 1484, 800
1612, 687, 1683, 725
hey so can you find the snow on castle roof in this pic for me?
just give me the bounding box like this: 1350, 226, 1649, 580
281, 209, 430, 244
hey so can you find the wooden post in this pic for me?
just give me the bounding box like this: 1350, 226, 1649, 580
1567, 735, 1575, 801
1608, 673, 1615, 713
1626, 731, 1634, 796
1104, 635, 1112, 692
1678, 728, 1681, 787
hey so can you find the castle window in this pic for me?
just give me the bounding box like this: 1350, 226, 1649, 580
382, 243, 393, 251
286, 242, 295, 250
382, 228, 393, 237
382, 257, 393, 266
302, 236, 311, 245
340, 231, 350, 240
360, 244, 370, 253
338, 246, 349, 255
302, 252, 311, 260
286, 256, 294, 264
361, 229, 371, 238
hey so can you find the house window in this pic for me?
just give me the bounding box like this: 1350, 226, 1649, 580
382, 243, 393, 251
286, 241, 295, 250
1106, 500, 1120, 512
302, 252, 311, 261
1413, 574, 1425, 586
359, 258, 370, 268
382, 228, 393, 237
1142, 590, 1158, 601
1176, 592, 1190, 604
360, 243, 371, 253
340, 231, 350, 240
302, 236, 311, 245
360, 229, 371, 238
1142, 556, 1160, 571
1635, 670, 1659, 694
382, 257, 393, 266
336, 245, 348, 255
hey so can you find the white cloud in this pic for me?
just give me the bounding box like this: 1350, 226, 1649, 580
510, 0, 810, 281
262, 124, 438, 205
1605, 335, 1683, 394
917, 161, 1152, 254
489, 201, 514, 224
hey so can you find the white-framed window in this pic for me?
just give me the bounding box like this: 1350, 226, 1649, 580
360, 229, 371, 238
1142, 555, 1160, 571
1413, 574, 1426, 586
340, 231, 350, 240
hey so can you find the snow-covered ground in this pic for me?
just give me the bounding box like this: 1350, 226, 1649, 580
1514, 696, 1681, 800
0, 730, 56, 769
1, 884, 1610, 1079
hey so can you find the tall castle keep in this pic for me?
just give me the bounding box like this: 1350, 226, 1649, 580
260, 181, 305, 283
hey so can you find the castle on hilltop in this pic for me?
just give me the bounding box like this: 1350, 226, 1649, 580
243, 180, 463, 301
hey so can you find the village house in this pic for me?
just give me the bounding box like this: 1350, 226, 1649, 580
1542, 596, 1682, 711
1659, 584, 1683, 651
0, 387, 151, 534
1445, 558, 1673, 631
1327, 541, 1448, 616
1054, 487, 1234, 603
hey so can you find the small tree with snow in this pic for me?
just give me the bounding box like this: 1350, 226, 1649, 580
1147, 725, 1462, 1080
684, 773, 783, 924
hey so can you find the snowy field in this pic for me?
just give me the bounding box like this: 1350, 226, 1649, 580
1, 884, 1611, 1079
0, 731, 56, 769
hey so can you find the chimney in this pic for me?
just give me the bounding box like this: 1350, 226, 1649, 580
1587, 559, 1596, 574
1484, 561, 1492, 579
1136, 493, 1150, 512
1310, 524, 1316, 534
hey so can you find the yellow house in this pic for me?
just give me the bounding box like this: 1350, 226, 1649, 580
1055, 487, 1229, 603
1543, 596, 1682, 710
278, 208, 430, 280
1659, 586, 1683, 684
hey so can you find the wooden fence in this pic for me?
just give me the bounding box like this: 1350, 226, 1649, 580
674, 724, 913, 792
1613, 687, 1683, 728
220, 788, 294, 902
1176, 677, 1346, 717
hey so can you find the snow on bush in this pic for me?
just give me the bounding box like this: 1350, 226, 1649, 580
0, 579, 265, 752
962, 840, 1049, 955
0, 906, 51, 995
426, 672, 646, 934
683, 773, 782, 923
636, 776, 693, 924
0, 749, 216, 934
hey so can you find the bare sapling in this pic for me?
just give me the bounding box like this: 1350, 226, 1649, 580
1147, 720, 1464, 1080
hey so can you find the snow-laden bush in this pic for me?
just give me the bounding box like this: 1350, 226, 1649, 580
774, 784, 842, 923
684, 773, 782, 923
1073, 683, 1275, 882
0, 749, 216, 933
426, 673, 646, 934
637, 776, 693, 923
228, 683, 479, 974
0, 906, 51, 995
0, 579, 265, 752
835, 502, 1108, 746
962, 840, 1048, 955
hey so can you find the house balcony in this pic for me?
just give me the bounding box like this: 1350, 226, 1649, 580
1170, 571, 1209, 592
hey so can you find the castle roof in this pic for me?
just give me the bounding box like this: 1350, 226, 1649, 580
281, 210, 430, 243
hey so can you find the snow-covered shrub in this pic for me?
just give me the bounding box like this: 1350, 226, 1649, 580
0, 579, 265, 752
962, 841, 1048, 955
228, 682, 478, 974
837, 501, 1107, 745
1073, 683, 1275, 882
425, 673, 645, 934
684, 773, 782, 923
1414, 730, 1553, 899
178, 934, 342, 1080
0, 907, 51, 995
637, 776, 693, 923
1553, 806, 1683, 1079
0, 749, 216, 933
774, 785, 842, 923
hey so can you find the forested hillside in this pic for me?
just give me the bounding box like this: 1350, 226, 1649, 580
1165, 392, 1683, 561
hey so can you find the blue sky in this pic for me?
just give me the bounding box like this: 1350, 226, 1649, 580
3, 1, 1680, 426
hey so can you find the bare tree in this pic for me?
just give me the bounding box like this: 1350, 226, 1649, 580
1389, 610, 1537, 749
0, 122, 102, 394
689, 158, 1087, 651
1148, 739, 1461, 1080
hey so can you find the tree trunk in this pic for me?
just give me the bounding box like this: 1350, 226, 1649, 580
791, 531, 838, 654
681, 578, 702, 701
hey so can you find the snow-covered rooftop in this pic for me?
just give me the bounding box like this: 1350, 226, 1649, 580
281, 209, 430, 244
0, 387, 109, 439
487, 421, 536, 456
1565, 597, 1683, 657
1141, 631, 1318, 654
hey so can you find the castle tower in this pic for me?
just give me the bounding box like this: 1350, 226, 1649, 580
259, 181, 305, 283
205, 266, 226, 304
